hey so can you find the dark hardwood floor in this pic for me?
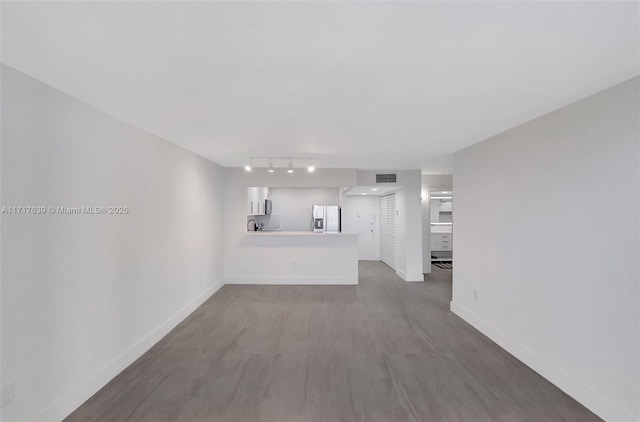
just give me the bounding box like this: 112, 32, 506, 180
65, 261, 600, 422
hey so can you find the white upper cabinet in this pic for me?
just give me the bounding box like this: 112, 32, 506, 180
247, 187, 270, 215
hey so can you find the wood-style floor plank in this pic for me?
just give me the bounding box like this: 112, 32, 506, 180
65, 262, 601, 422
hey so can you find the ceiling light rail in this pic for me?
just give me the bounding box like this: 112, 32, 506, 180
244, 156, 317, 173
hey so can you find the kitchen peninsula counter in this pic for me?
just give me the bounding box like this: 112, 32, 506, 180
244, 231, 358, 236
229, 230, 359, 285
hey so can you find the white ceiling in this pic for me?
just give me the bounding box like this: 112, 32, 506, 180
2, 1, 638, 173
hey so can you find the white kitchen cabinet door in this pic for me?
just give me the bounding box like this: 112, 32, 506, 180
379, 193, 397, 270
247, 187, 260, 215
431, 233, 453, 251
247, 187, 270, 215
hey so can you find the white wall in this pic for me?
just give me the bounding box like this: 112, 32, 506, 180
452, 77, 639, 422
342, 195, 380, 260
1, 66, 226, 422
268, 187, 340, 231
224, 168, 358, 284
421, 175, 453, 273
356, 170, 423, 281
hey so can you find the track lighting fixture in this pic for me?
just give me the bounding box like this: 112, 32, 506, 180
242, 156, 316, 173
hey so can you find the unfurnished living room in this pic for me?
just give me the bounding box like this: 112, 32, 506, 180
1, 1, 639, 422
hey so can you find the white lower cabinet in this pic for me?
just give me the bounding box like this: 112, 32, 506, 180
431, 233, 453, 251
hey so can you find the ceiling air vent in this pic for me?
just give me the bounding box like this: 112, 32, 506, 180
376, 173, 397, 183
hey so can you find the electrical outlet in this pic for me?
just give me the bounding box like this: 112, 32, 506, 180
291, 261, 296, 268
1, 381, 16, 409
473, 290, 479, 301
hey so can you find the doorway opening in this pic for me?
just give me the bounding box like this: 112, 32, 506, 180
429, 188, 453, 267
341, 186, 399, 268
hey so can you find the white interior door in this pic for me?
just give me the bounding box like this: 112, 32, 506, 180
368, 214, 378, 260
380, 193, 397, 270
342, 196, 379, 260
355, 212, 376, 260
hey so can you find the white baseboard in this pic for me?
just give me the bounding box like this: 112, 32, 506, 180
450, 301, 637, 422
33, 279, 225, 422
395, 269, 424, 282
405, 272, 425, 282
225, 275, 357, 285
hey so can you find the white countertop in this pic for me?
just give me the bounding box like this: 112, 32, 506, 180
245, 231, 358, 236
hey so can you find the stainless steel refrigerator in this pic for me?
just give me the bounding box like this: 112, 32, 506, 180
312, 205, 341, 233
